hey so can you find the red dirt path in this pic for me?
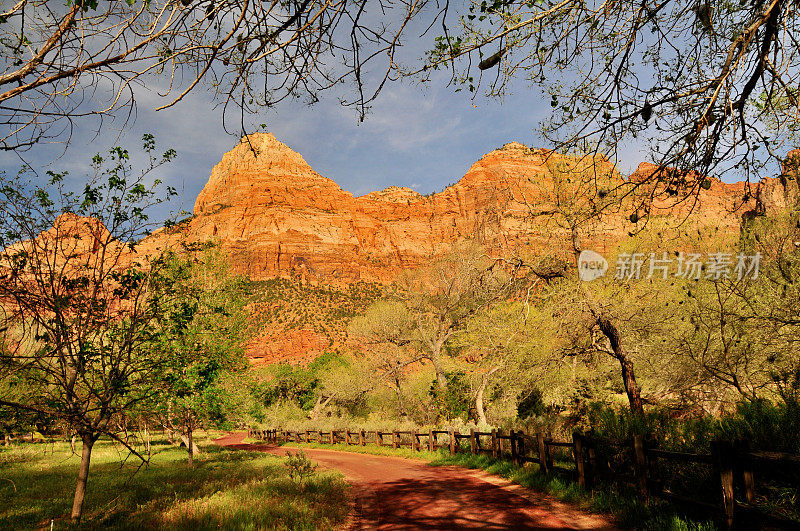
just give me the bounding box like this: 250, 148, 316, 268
214, 432, 618, 530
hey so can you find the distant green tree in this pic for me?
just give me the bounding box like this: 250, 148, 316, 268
147, 246, 251, 467
429, 371, 472, 421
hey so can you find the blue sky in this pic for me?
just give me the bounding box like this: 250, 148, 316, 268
3, 71, 572, 221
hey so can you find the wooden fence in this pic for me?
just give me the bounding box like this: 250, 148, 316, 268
248, 427, 800, 530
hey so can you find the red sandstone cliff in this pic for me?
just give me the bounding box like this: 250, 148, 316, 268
142, 133, 793, 284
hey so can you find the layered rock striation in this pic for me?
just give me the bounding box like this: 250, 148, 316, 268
145, 133, 790, 284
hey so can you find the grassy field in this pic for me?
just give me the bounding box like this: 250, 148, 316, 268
258, 439, 443, 461
0, 434, 350, 530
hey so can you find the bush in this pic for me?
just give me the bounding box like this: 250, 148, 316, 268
284, 450, 317, 489
429, 371, 472, 421
517, 388, 546, 420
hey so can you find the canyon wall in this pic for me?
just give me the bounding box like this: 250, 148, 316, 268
143, 133, 791, 285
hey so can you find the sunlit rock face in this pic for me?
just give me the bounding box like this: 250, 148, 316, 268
143, 133, 790, 285
125, 135, 800, 363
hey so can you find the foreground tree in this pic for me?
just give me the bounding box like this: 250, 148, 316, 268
0, 137, 176, 520
0, 0, 424, 151
422, 0, 800, 190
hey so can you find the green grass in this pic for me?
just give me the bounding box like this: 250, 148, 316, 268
0, 435, 350, 530
431, 452, 718, 531
278, 440, 442, 461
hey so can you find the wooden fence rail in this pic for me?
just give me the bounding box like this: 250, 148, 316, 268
247, 427, 800, 530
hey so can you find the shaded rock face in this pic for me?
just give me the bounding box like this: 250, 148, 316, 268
247, 328, 330, 366
148, 133, 790, 283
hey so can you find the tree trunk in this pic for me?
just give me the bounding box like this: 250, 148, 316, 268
70, 433, 95, 522
180, 425, 201, 467
393, 375, 406, 416
187, 426, 193, 468
144, 426, 151, 454
430, 342, 448, 390
70, 433, 76, 453
597, 315, 644, 415
475, 366, 500, 426
309, 393, 336, 419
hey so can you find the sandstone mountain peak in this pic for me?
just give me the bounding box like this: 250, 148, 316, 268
499, 141, 529, 151
162, 135, 789, 289
193, 132, 347, 217
360, 186, 423, 203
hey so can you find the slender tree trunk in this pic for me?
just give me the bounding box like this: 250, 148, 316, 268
144, 425, 151, 454
430, 341, 448, 390
475, 366, 500, 425
187, 425, 193, 468
70, 433, 95, 522
597, 315, 644, 415
309, 394, 336, 419
393, 374, 406, 416
70, 433, 76, 453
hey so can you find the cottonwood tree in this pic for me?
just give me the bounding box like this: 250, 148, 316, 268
0, 0, 424, 151
674, 210, 800, 408
454, 300, 560, 425
348, 300, 419, 416
512, 153, 653, 414
400, 241, 509, 390
420, 0, 800, 193
0, 136, 176, 521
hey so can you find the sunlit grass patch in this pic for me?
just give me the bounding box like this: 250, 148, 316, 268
0, 435, 349, 530
279, 440, 442, 461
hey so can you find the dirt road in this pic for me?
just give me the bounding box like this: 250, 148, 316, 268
214, 432, 617, 530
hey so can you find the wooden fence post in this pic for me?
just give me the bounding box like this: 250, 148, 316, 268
491, 429, 498, 459
449, 429, 456, 455
345, 429, 350, 445
510, 430, 518, 465
470, 429, 476, 454
428, 430, 434, 452
573, 432, 586, 488
646, 434, 662, 496
360, 429, 365, 446
735, 439, 755, 504
330, 430, 335, 445
517, 431, 526, 466
537, 432, 549, 475
712, 439, 736, 530
412, 429, 418, 451
586, 438, 597, 488
633, 434, 649, 502
376, 431, 382, 446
